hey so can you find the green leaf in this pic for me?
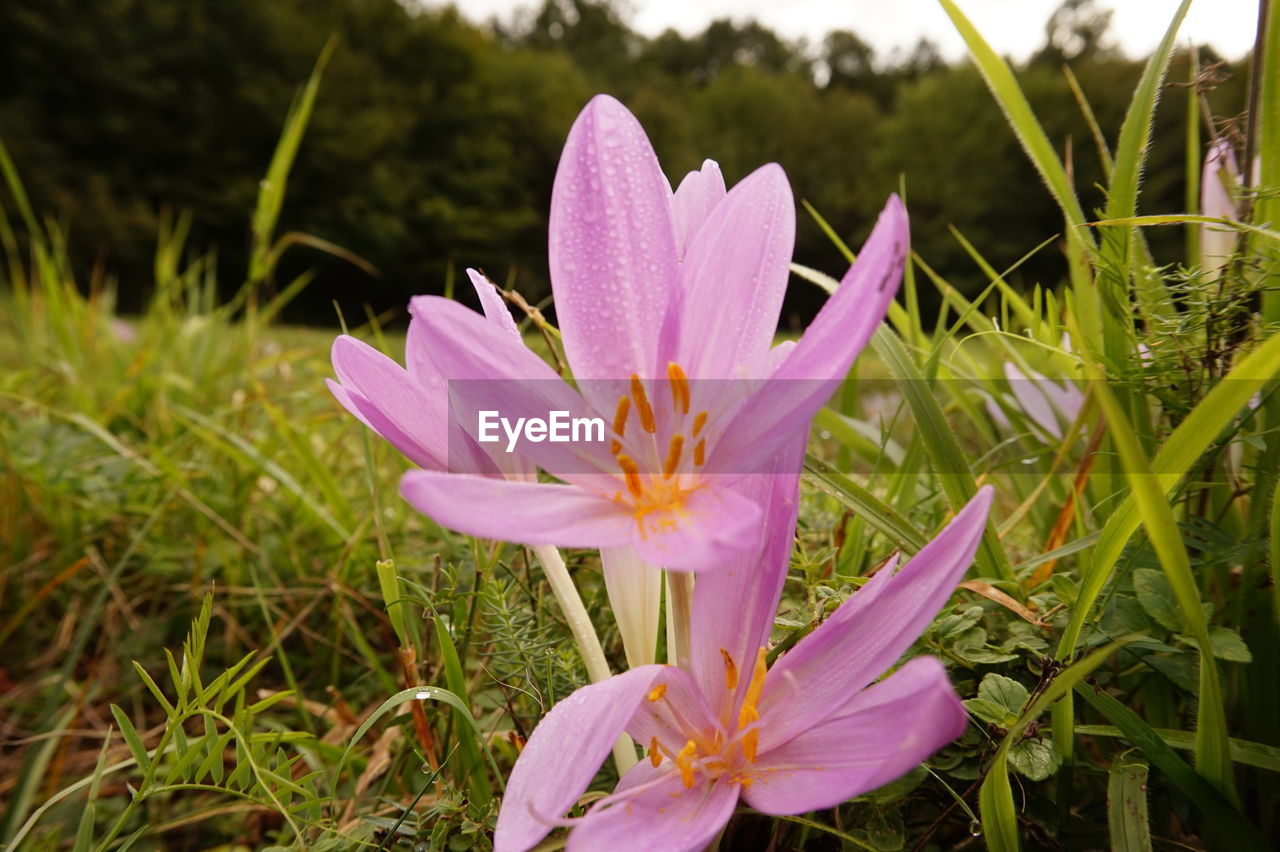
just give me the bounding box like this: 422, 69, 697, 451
1009, 737, 1059, 782
1132, 568, 1181, 632
109, 705, 151, 775
1206, 627, 1252, 663
1108, 752, 1152, 852
964, 674, 1029, 728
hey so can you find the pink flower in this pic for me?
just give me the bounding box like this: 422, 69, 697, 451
493, 475, 992, 852
329, 95, 906, 573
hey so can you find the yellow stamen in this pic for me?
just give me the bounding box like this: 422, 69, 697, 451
692, 410, 708, 437
647, 683, 667, 702
618, 455, 644, 499
612, 395, 630, 438
667, 362, 690, 415
676, 740, 698, 789
610, 396, 630, 455
736, 647, 768, 730
693, 438, 706, 467
740, 728, 759, 763
649, 736, 662, 767
719, 648, 738, 691
630, 374, 657, 433
663, 434, 685, 478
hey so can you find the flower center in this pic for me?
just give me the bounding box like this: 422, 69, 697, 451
608, 364, 710, 526
645, 646, 769, 790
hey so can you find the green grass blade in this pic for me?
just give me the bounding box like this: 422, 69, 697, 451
247, 37, 337, 286
1107, 752, 1152, 852
433, 612, 495, 804
935, 0, 1089, 235
1257, 0, 1280, 321
1075, 686, 1267, 849
332, 685, 493, 796
802, 454, 927, 553
871, 327, 1013, 581
1076, 725, 1280, 773
1101, 0, 1190, 323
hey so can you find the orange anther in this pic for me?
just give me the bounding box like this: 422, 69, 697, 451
649, 736, 663, 767
719, 649, 739, 691
663, 434, 685, 479
676, 740, 698, 789
618, 455, 644, 499
647, 683, 667, 702
630, 374, 657, 433
667, 363, 691, 415
693, 438, 706, 467
692, 410, 708, 437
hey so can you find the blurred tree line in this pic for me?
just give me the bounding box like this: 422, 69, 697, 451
0, 0, 1249, 325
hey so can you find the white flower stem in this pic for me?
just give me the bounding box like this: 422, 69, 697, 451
531, 544, 637, 773
666, 571, 695, 667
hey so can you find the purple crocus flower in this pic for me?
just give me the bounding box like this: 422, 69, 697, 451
493, 471, 993, 852
329, 94, 907, 574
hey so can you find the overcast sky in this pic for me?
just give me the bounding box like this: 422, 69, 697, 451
433, 0, 1258, 62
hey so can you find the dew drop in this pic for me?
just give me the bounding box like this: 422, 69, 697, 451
414, 690, 431, 700
969, 820, 982, 837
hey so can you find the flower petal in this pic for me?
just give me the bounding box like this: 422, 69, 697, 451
400, 472, 633, 548
756, 486, 991, 749
625, 663, 719, 750
330, 335, 450, 471
707, 195, 906, 467
602, 546, 663, 667
494, 665, 666, 852
687, 435, 806, 714
549, 94, 680, 386
409, 295, 614, 479
671, 159, 727, 260
668, 163, 795, 379
467, 268, 522, 341
743, 657, 967, 815
568, 772, 740, 852
630, 483, 764, 571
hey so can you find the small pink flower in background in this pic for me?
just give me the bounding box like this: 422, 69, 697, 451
329, 95, 907, 573
1201, 138, 1242, 277
492, 475, 992, 852
1001, 361, 1085, 441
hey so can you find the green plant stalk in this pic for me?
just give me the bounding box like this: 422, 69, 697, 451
1185, 51, 1202, 266
531, 545, 636, 773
